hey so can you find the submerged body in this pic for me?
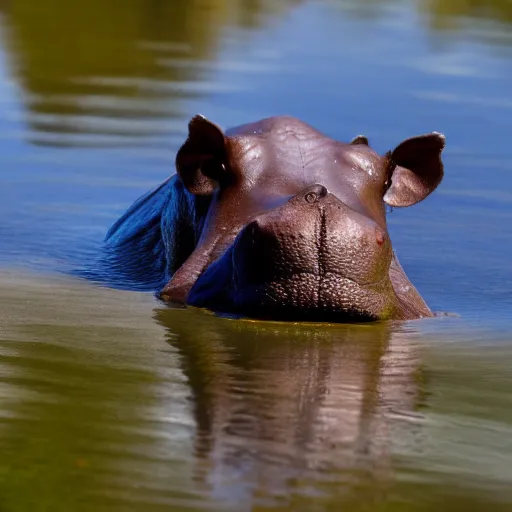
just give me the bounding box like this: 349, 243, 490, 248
104, 115, 445, 322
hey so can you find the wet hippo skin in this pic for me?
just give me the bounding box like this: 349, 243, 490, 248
104, 115, 446, 322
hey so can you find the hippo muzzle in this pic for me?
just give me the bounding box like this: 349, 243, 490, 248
188, 184, 396, 321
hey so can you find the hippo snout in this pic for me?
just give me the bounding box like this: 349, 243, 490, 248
233, 186, 391, 290
242, 183, 331, 249
187, 185, 396, 322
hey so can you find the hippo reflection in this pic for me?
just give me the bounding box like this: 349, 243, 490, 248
105, 115, 445, 321
155, 308, 424, 502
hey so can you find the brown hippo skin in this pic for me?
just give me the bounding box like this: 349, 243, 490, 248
104, 114, 445, 322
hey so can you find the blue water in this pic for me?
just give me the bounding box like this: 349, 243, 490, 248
1, 2, 512, 510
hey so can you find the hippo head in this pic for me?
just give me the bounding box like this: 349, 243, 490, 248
156, 115, 445, 322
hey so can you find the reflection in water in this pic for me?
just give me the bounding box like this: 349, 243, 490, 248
423, 0, 512, 35
4, 272, 512, 512
0, 0, 300, 147
0, 272, 202, 511
0, 271, 427, 510
329, 0, 512, 32
1, 0, 511, 147
3, 274, 512, 510
156, 307, 424, 505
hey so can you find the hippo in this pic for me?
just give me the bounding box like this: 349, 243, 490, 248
104, 114, 445, 322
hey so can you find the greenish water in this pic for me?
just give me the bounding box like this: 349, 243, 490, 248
1, 0, 512, 510
2, 271, 512, 511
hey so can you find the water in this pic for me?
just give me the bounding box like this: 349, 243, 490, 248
1, 0, 512, 510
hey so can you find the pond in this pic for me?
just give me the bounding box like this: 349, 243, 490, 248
1, 1, 512, 510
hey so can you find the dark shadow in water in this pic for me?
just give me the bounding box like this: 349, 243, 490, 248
0, 0, 301, 147
155, 306, 425, 504
1, 0, 511, 148
422, 0, 512, 31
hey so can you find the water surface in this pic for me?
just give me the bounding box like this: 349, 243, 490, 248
1, 0, 512, 510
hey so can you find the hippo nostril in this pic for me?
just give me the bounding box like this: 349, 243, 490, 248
305, 192, 317, 204
246, 219, 262, 239
244, 218, 272, 244
317, 185, 328, 198
304, 184, 328, 204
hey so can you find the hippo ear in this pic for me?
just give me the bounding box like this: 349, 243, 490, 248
383, 132, 445, 207
176, 114, 227, 195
